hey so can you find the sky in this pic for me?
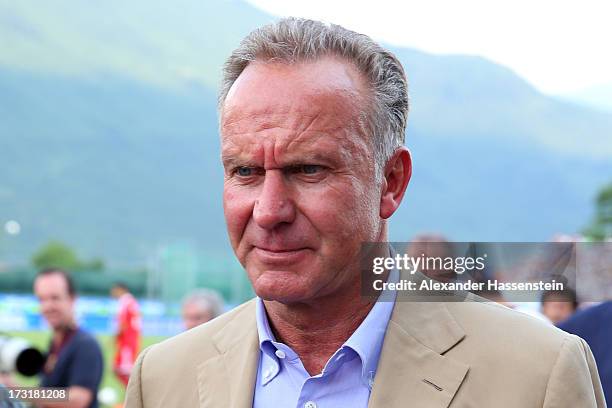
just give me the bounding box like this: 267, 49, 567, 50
247, 0, 612, 96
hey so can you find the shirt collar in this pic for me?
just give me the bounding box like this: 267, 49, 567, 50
343, 264, 398, 388
255, 246, 399, 388
255, 299, 281, 385
256, 298, 277, 350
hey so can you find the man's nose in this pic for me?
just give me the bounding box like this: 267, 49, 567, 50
253, 170, 296, 229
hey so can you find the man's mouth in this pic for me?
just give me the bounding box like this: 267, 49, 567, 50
253, 246, 310, 263
256, 246, 306, 253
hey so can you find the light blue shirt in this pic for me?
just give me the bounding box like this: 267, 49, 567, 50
253, 267, 398, 408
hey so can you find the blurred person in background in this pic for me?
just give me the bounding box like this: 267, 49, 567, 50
181, 289, 224, 330
406, 234, 456, 283
558, 301, 612, 404
34, 268, 103, 408
110, 283, 141, 388
540, 288, 578, 324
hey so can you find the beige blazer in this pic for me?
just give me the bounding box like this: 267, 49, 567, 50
125, 297, 606, 407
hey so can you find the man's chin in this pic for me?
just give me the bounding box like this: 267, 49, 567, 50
251, 270, 316, 304
46, 321, 61, 330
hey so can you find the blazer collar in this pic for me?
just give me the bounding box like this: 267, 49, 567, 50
389, 298, 466, 354
369, 300, 469, 408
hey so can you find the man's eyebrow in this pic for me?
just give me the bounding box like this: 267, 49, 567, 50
221, 156, 255, 168
221, 146, 346, 170
293, 153, 338, 165
293, 149, 350, 165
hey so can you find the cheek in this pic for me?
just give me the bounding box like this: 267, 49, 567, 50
223, 187, 254, 245
62, 299, 73, 311
299, 179, 378, 244
60, 303, 70, 315
43, 299, 57, 310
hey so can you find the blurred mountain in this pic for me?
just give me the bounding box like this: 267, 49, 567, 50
563, 83, 612, 113
1, 1, 611, 264
0, 0, 272, 89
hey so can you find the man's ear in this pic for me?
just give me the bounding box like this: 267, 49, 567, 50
380, 147, 412, 219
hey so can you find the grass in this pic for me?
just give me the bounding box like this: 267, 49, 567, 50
7, 331, 168, 407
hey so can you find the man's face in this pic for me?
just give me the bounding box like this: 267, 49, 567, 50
221, 57, 384, 304
542, 299, 575, 324
110, 286, 122, 299
182, 302, 212, 330
34, 274, 75, 330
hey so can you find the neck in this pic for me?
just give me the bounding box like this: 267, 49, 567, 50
264, 284, 373, 376
52, 321, 76, 344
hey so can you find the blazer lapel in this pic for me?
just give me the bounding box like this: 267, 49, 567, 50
197, 300, 260, 408
369, 301, 469, 408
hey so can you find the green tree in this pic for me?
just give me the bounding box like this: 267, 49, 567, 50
31, 240, 81, 270
584, 182, 612, 241
83, 257, 105, 271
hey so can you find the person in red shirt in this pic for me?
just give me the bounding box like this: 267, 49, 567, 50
110, 282, 141, 387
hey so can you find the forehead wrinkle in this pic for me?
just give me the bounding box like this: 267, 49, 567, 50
222, 109, 291, 134
285, 130, 371, 172
222, 119, 372, 170
222, 129, 355, 170
223, 82, 365, 132
221, 137, 262, 167
222, 108, 356, 137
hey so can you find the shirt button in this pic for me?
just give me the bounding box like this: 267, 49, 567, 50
304, 402, 317, 408
275, 349, 286, 359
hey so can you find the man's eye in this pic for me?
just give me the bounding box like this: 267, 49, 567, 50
300, 165, 322, 174
236, 167, 253, 176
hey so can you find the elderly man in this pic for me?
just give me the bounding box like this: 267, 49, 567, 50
125, 18, 605, 407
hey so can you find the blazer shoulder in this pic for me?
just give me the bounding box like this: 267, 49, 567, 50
446, 297, 569, 346
126, 299, 258, 407
438, 299, 606, 406
440, 297, 579, 379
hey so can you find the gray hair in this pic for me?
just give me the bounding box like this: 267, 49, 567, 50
218, 17, 409, 180
182, 288, 224, 319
